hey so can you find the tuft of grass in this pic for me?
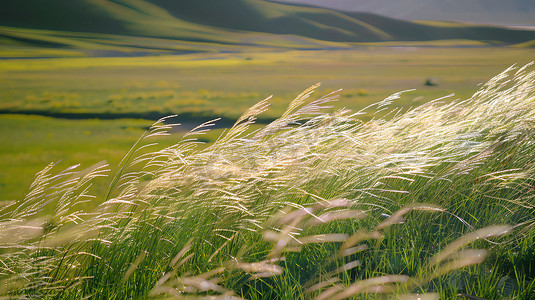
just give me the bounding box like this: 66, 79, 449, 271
0, 64, 534, 299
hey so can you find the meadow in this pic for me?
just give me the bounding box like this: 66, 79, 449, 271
0, 46, 534, 299
1, 46, 534, 201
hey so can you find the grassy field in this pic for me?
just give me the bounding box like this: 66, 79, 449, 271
0, 116, 153, 201
0, 61, 533, 299
2, 47, 534, 119
2, 1, 535, 297
1, 47, 534, 202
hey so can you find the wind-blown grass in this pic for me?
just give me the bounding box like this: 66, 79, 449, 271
1, 64, 534, 299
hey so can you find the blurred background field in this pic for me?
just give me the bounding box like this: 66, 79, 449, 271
1, 47, 534, 200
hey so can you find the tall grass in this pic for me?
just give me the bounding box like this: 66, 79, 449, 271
1, 64, 534, 299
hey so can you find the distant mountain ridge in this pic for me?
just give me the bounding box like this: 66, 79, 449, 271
274, 0, 535, 27
2, 0, 535, 50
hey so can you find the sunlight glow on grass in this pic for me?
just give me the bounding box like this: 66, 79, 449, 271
0, 64, 533, 298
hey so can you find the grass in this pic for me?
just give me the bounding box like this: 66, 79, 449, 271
0, 115, 155, 202
1, 47, 533, 202
1, 47, 533, 122
0, 63, 534, 299
0, 114, 230, 203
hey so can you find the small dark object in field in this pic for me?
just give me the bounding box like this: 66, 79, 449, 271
424, 77, 438, 86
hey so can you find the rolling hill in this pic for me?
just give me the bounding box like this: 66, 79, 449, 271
0, 0, 245, 44
1, 0, 535, 52
274, 0, 535, 27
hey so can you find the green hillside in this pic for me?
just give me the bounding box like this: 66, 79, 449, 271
145, 0, 392, 42
144, 0, 535, 43
0, 0, 243, 45
1, 0, 128, 34
1, 0, 535, 50
275, 0, 535, 27
343, 12, 535, 43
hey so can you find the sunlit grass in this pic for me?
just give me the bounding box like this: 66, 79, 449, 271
0, 64, 533, 299
2, 47, 532, 205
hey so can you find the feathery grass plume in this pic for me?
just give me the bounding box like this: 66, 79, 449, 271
260, 202, 511, 299
0, 63, 534, 298
0, 162, 110, 297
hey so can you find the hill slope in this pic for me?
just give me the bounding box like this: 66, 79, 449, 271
1, 0, 128, 34
274, 0, 535, 26
144, 0, 392, 42
2, 0, 535, 50
0, 0, 245, 44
